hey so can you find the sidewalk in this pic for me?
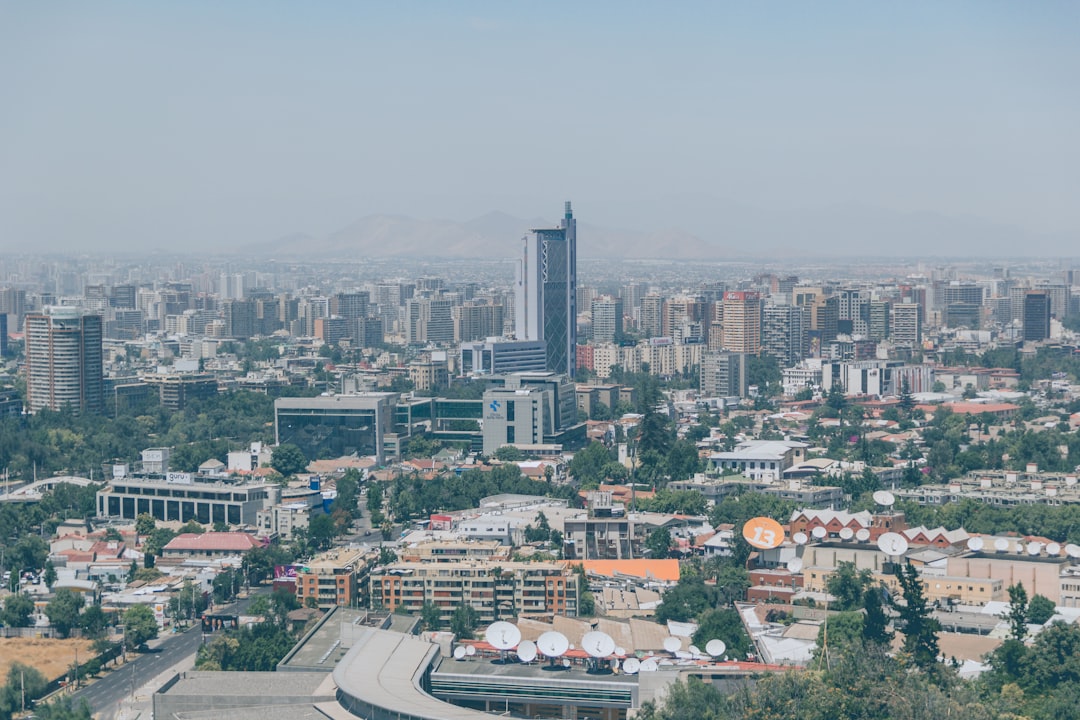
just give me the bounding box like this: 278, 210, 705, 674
105, 649, 197, 720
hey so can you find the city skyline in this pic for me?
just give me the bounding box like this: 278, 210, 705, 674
2, 3, 1078, 256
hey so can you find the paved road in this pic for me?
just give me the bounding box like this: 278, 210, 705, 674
71, 589, 267, 716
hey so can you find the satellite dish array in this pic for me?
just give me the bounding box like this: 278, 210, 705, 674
582, 631, 617, 674
966, 537, 1080, 558
484, 621, 522, 664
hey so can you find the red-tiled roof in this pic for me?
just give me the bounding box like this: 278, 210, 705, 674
163, 532, 261, 553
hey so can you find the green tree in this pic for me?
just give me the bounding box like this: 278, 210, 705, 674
31, 695, 94, 720
1027, 593, 1056, 625
645, 527, 674, 558
271, 443, 308, 476
450, 604, 478, 639
0, 662, 47, 718
895, 561, 941, 673
42, 560, 57, 590
692, 607, 752, 659
1004, 583, 1029, 642
665, 439, 702, 481
420, 601, 441, 630
123, 604, 159, 648
862, 585, 893, 647
306, 513, 338, 551
1, 592, 35, 627
79, 604, 109, 639
494, 445, 525, 462
178, 519, 206, 534
378, 546, 398, 565
569, 442, 614, 486
826, 562, 872, 611
572, 564, 595, 616
45, 588, 85, 638
135, 512, 157, 537
655, 578, 720, 624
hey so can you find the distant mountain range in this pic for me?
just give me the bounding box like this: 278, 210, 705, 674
242, 199, 1072, 259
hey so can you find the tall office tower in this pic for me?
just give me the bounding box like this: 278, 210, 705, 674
620, 282, 649, 311
700, 351, 749, 398
256, 298, 283, 336
454, 301, 504, 343
591, 295, 624, 343
776, 275, 800, 303
662, 296, 707, 338
0, 287, 27, 331
944, 302, 981, 329
25, 307, 104, 415
720, 291, 762, 354
406, 297, 454, 345
110, 284, 137, 309
356, 316, 384, 347
1023, 291, 1051, 342
576, 285, 598, 313
867, 300, 890, 341
639, 295, 664, 338
415, 277, 445, 293
891, 302, 922, 348
1036, 283, 1069, 320
762, 304, 807, 367
514, 202, 577, 377
1009, 285, 1031, 325
331, 292, 371, 322
220, 273, 245, 301
223, 299, 257, 340
837, 288, 870, 337
84, 285, 109, 311
0, 313, 6, 356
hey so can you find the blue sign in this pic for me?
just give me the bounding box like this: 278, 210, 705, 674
489, 399, 501, 413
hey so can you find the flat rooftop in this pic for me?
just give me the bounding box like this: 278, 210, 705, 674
161, 671, 329, 697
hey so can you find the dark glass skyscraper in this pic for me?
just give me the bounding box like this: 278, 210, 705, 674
514, 202, 577, 377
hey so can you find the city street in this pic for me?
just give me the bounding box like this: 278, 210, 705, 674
69, 589, 267, 717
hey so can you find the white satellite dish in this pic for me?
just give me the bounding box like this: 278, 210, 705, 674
1047, 543, 1062, 556
640, 658, 659, 672
485, 621, 522, 650
538, 631, 570, 658
787, 558, 804, 573
994, 538, 1009, 552
839, 527, 854, 540
465, 645, 477, 656
662, 636, 681, 654
614, 646, 626, 656
855, 528, 871, 542
706, 639, 727, 657
1015, 542, 1026, 554
561, 658, 571, 668
872, 490, 896, 507
1027, 541, 1042, 556
516, 640, 537, 663
622, 657, 641, 674
453, 646, 467, 660
793, 532, 809, 545
689, 645, 703, 656
877, 532, 909, 556
1066, 544, 1080, 558
582, 631, 616, 658
812, 526, 827, 539
967, 537, 984, 552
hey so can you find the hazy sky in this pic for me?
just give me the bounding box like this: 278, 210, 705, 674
1, 2, 1078, 254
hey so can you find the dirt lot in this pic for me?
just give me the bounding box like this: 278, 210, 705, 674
0, 637, 95, 683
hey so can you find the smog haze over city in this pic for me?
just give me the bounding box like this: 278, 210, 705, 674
2, 2, 1078, 259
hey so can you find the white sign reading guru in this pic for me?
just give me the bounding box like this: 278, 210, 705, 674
165, 472, 193, 484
